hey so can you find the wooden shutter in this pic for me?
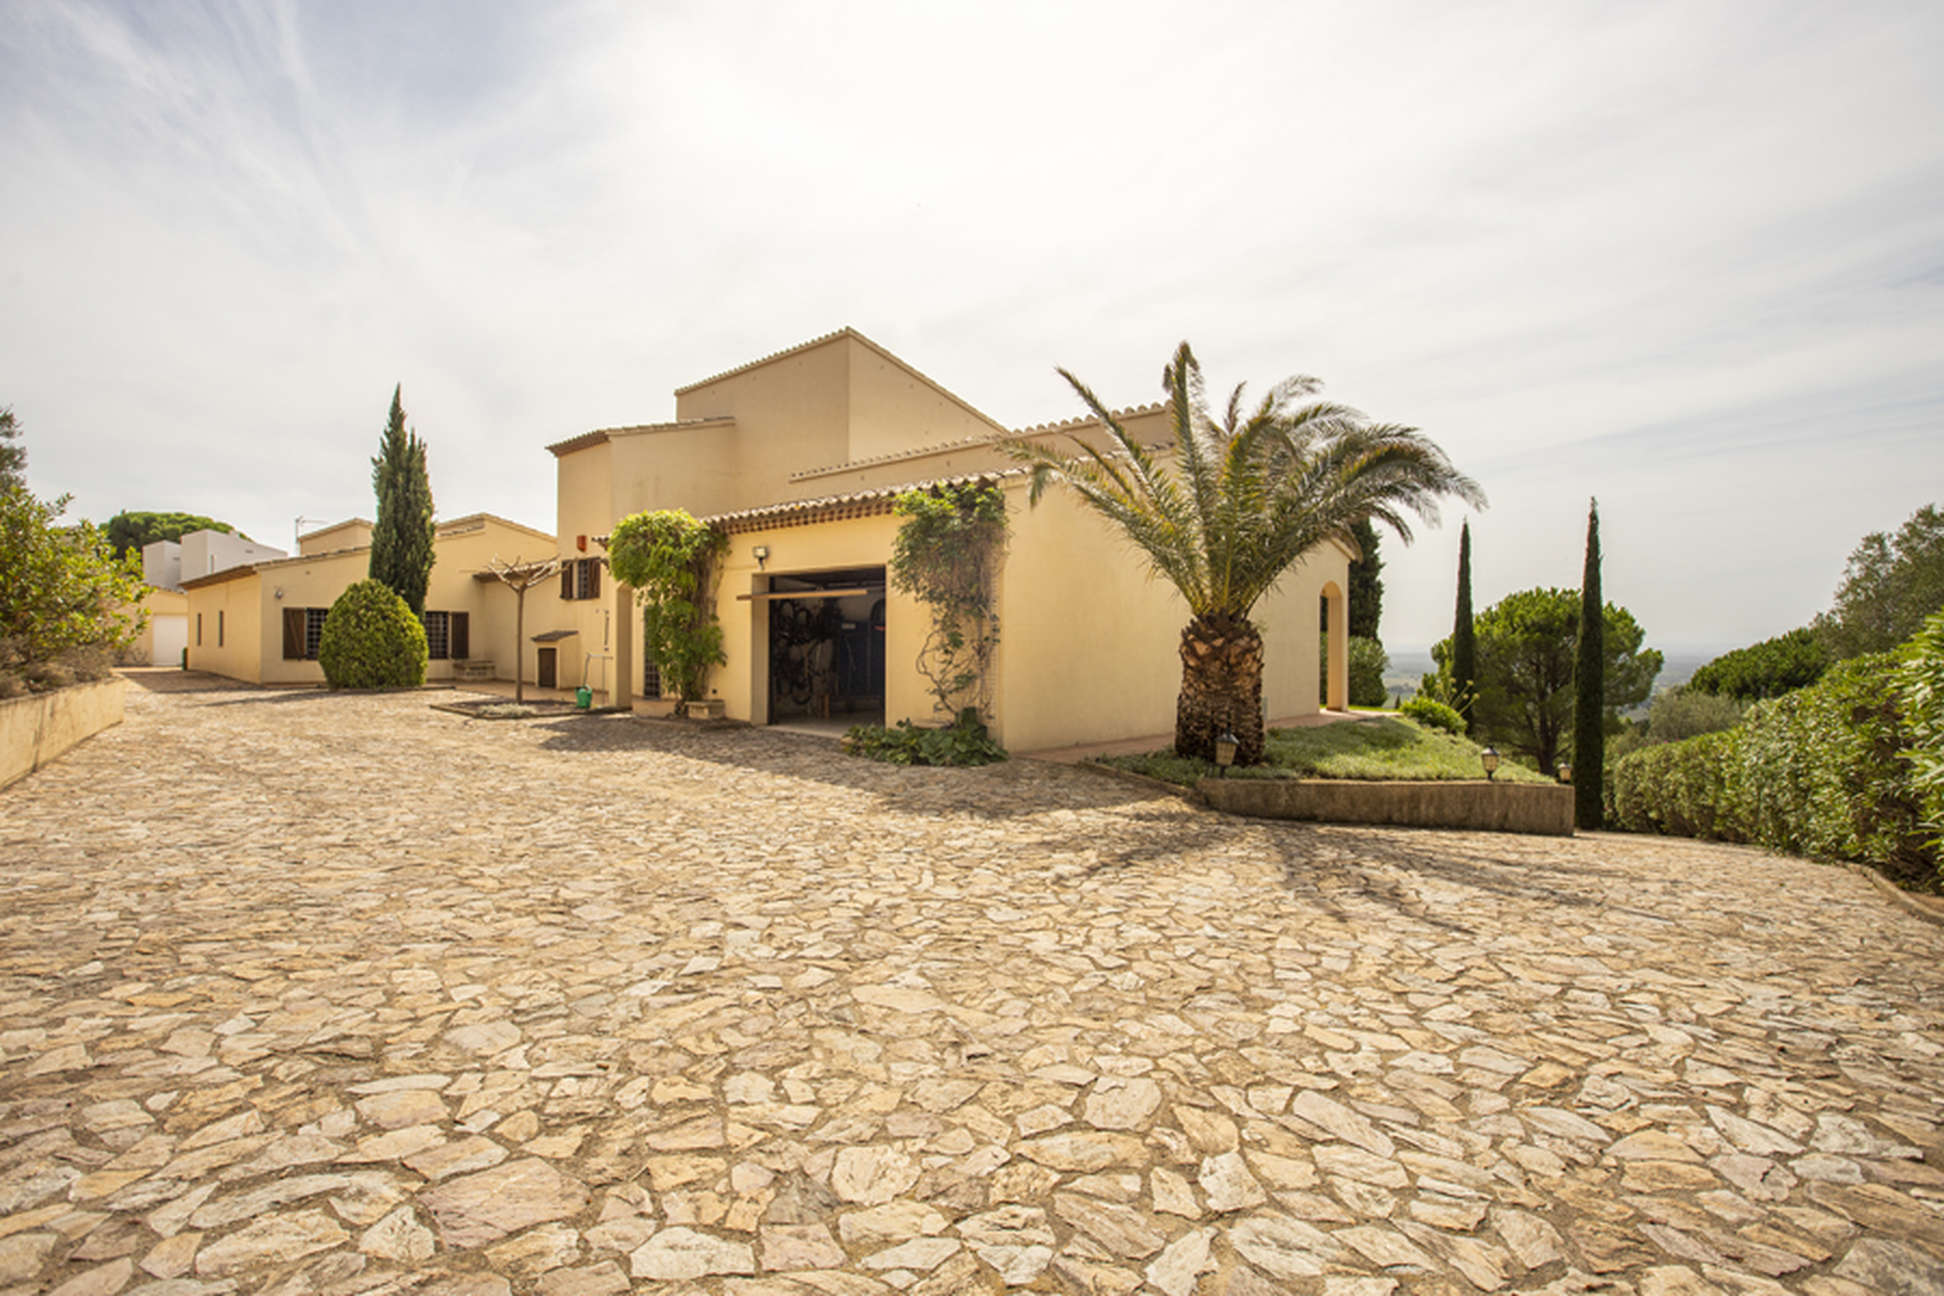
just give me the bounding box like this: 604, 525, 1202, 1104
587, 559, 601, 599
561, 563, 574, 600
283, 608, 304, 659
451, 612, 470, 661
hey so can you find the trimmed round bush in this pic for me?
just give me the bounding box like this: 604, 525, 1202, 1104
1402, 696, 1465, 734
318, 579, 428, 689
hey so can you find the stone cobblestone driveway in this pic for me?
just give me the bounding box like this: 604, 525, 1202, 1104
2, 675, 1942, 1296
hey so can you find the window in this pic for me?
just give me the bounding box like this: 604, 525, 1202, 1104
196, 613, 203, 646
285, 608, 331, 660
561, 557, 604, 600
425, 611, 449, 660
217, 610, 224, 647
643, 658, 662, 699
306, 608, 327, 659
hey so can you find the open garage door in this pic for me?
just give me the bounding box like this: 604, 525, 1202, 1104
751, 567, 885, 728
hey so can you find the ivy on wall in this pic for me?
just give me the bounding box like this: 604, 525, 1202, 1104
888, 481, 1007, 721
607, 510, 728, 704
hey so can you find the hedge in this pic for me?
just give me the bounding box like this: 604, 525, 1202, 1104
318, 580, 428, 689
1611, 647, 1937, 887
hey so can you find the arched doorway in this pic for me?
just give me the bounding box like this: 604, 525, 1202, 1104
1319, 580, 1348, 711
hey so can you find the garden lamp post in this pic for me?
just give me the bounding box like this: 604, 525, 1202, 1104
1480, 746, 1500, 781
1215, 729, 1239, 776
1558, 762, 1573, 784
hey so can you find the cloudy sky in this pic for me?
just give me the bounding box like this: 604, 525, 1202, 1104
4, 0, 1940, 653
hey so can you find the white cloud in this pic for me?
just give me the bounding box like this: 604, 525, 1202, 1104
2, 0, 1939, 654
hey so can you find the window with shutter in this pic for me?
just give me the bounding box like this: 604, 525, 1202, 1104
283, 608, 305, 659
304, 608, 328, 659
586, 558, 602, 599
424, 611, 450, 660
451, 612, 470, 661
561, 563, 575, 600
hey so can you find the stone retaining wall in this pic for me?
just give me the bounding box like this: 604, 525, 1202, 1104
0, 676, 126, 790
1201, 775, 1574, 836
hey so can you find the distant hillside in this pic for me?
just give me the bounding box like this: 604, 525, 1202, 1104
1381, 645, 1726, 701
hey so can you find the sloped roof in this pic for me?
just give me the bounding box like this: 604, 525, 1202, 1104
546, 416, 735, 459
696, 471, 1024, 535
674, 326, 1007, 433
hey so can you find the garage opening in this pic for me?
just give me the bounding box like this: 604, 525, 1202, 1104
755, 567, 885, 728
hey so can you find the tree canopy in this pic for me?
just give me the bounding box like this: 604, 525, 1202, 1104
1433, 586, 1661, 775
1008, 341, 1481, 764
1688, 627, 1828, 700
1815, 504, 1944, 661
102, 510, 245, 559
2, 453, 146, 693
369, 385, 436, 616
0, 407, 23, 488
1347, 517, 1384, 640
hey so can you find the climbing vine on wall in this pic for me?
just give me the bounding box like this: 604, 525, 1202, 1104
889, 481, 1007, 721
607, 510, 729, 704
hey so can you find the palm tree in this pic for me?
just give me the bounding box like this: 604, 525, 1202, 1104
1007, 342, 1484, 765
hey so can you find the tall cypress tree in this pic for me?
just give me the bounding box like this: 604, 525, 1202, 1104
1347, 517, 1384, 640
1574, 499, 1605, 829
1451, 521, 1476, 732
369, 385, 436, 617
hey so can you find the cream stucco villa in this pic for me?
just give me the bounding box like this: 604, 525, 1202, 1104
182, 328, 1354, 751
547, 328, 1353, 751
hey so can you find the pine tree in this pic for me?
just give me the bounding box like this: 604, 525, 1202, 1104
1451, 521, 1476, 732
1347, 517, 1384, 640
369, 386, 436, 617
1574, 499, 1605, 829
0, 406, 24, 488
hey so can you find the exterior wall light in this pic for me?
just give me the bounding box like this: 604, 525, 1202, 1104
1215, 729, 1239, 775
753, 545, 769, 570
1480, 746, 1501, 781
1557, 762, 1573, 784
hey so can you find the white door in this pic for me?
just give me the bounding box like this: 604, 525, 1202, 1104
151, 615, 188, 666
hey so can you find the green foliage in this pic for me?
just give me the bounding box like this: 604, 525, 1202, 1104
1321, 634, 1389, 707
1574, 500, 1605, 829
317, 579, 428, 689
1689, 627, 1828, 700
0, 478, 146, 694
0, 406, 23, 488
608, 509, 728, 701
1899, 605, 1944, 859
1402, 696, 1465, 734
1612, 687, 1746, 759
1432, 586, 1662, 776
1101, 716, 1552, 786
1815, 504, 1944, 661
1613, 648, 1937, 888
889, 482, 1006, 719
102, 510, 243, 558
1451, 521, 1476, 731
1347, 518, 1383, 639
843, 717, 1007, 767
369, 386, 436, 616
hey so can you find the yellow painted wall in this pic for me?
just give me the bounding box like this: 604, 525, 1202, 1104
675, 335, 854, 507
693, 514, 928, 728
123, 587, 188, 665
844, 340, 1005, 464
991, 480, 1347, 752
299, 520, 373, 555
606, 422, 739, 523
554, 440, 613, 560
185, 574, 266, 683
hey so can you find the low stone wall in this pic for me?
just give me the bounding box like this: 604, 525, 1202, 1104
1201, 776, 1574, 836
0, 677, 127, 791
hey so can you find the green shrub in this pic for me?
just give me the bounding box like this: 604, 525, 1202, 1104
318, 580, 427, 689
1612, 648, 1937, 888
1321, 634, 1389, 707
843, 718, 1006, 767
1900, 606, 1944, 858
1401, 696, 1464, 734
1689, 627, 1827, 700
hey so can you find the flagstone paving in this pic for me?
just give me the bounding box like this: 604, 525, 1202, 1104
2, 674, 1942, 1296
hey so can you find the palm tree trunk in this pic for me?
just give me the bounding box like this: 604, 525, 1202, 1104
1174, 611, 1266, 765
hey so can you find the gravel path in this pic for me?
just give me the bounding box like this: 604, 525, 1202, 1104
2, 673, 1941, 1295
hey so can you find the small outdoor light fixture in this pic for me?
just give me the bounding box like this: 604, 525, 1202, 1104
273, 587, 284, 600
1557, 762, 1573, 784
752, 545, 770, 570
1480, 746, 1501, 781
1214, 729, 1239, 775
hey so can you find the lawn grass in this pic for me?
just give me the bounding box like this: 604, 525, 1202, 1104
1098, 715, 1555, 787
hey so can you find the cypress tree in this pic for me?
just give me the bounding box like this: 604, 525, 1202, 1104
1574, 499, 1605, 829
1347, 517, 1384, 640
369, 385, 436, 617
1451, 521, 1476, 732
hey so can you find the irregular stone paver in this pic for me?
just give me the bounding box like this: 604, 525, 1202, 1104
2, 674, 1942, 1294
